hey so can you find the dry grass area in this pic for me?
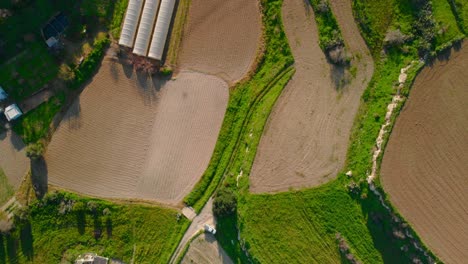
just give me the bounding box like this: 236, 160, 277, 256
46, 60, 228, 205
0, 130, 29, 188
250, 0, 373, 193
381, 43, 468, 264
181, 233, 233, 264
177, 0, 262, 83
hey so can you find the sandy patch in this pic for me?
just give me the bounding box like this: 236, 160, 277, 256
0, 130, 29, 188
250, 0, 373, 193
177, 0, 261, 83
181, 233, 233, 264
46, 61, 228, 205
381, 43, 468, 264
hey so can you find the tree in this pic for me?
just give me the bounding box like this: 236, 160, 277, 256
213, 188, 237, 217
0, 219, 14, 234
26, 141, 45, 160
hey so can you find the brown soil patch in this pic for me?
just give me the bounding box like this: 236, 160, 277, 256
381, 43, 468, 264
46, 61, 228, 205
250, 0, 373, 193
177, 0, 262, 83
0, 130, 29, 188
181, 233, 233, 264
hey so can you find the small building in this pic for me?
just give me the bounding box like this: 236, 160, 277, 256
42, 12, 69, 48
4, 104, 22, 122
0, 87, 7, 101
75, 253, 109, 264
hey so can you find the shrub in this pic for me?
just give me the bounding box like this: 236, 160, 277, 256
26, 141, 45, 159
384, 29, 409, 47
160, 65, 173, 76
327, 45, 350, 65
0, 219, 14, 234
72, 37, 110, 89
213, 188, 237, 217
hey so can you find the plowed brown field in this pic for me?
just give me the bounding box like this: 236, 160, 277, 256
381, 43, 468, 264
46, 61, 228, 205
181, 233, 233, 264
0, 130, 29, 188
178, 0, 262, 83
250, 0, 373, 193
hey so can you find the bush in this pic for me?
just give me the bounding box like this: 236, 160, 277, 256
26, 141, 45, 159
213, 188, 237, 217
384, 29, 409, 47
327, 45, 350, 65
160, 65, 173, 76
0, 219, 14, 234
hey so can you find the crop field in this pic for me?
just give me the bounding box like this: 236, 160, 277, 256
0, 131, 29, 190
249, 0, 373, 193
0, 191, 188, 263
181, 233, 233, 264
45, 61, 228, 205
381, 42, 468, 264
177, 0, 262, 83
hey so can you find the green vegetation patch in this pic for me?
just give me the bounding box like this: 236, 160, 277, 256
0, 43, 58, 101
432, 0, 465, 50
449, 0, 468, 33
13, 93, 65, 144
0, 191, 188, 263
0, 169, 14, 206
308, 0, 344, 51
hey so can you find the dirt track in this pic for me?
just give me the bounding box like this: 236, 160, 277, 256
181, 233, 233, 264
0, 130, 29, 188
250, 0, 373, 193
381, 43, 468, 264
178, 0, 261, 83
46, 61, 228, 205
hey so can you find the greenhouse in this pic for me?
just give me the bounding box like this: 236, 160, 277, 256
119, 0, 145, 48
133, 0, 161, 56
147, 0, 176, 60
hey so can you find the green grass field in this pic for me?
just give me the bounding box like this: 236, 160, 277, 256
0, 43, 59, 101
450, 0, 468, 33
13, 93, 65, 144
0, 191, 188, 263
432, 0, 465, 49
0, 169, 14, 207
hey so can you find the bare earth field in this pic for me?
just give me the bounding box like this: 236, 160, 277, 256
381, 43, 468, 264
181, 233, 233, 264
46, 61, 228, 205
177, 0, 262, 83
250, 0, 373, 193
0, 130, 29, 188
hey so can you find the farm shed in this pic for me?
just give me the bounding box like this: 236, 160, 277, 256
0, 87, 7, 101
133, 0, 161, 56
4, 104, 22, 122
119, 0, 145, 48
42, 13, 68, 47
147, 0, 177, 60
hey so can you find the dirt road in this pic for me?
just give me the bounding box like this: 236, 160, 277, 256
0, 130, 29, 188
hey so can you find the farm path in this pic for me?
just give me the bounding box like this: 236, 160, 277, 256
170, 199, 217, 263
250, 0, 373, 193
181, 233, 233, 264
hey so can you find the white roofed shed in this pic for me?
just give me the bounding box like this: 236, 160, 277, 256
4, 104, 22, 122
133, 0, 161, 56
119, 0, 145, 48
148, 0, 176, 60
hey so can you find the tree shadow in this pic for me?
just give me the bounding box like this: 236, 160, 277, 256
0, 234, 6, 264
76, 210, 86, 235
20, 221, 33, 260
105, 217, 112, 239
9, 129, 26, 151
30, 157, 48, 199
6, 234, 18, 263
330, 64, 351, 90
93, 214, 102, 240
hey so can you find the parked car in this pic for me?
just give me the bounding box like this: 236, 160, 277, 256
204, 224, 216, 235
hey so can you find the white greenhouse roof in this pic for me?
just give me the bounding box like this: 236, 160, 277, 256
133, 0, 160, 56
4, 104, 22, 122
0, 87, 7, 101
119, 0, 145, 48
148, 0, 176, 60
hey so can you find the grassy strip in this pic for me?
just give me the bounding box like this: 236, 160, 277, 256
183, 0, 294, 212
432, 0, 465, 51
174, 230, 204, 264
1, 191, 188, 263
13, 93, 66, 144
448, 0, 468, 33
0, 168, 14, 206
166, 0, 191, 66
308, 0, 344, 51
110, 0, 130, 38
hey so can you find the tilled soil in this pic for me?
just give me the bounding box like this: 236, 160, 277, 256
0, 130, 29, 188
46, 61, 228, 205
177, 0, 262, 84
250, 0, 373, 193
181, 233, 233, 264
381, 43, 468, 264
